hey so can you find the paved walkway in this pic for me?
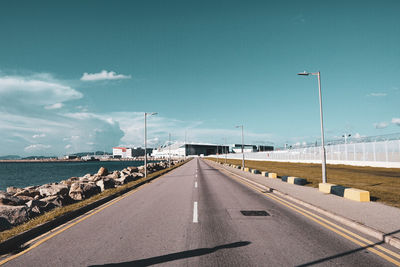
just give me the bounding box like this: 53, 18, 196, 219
208, 161, 400, 241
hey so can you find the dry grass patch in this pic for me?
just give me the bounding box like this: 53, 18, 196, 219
0, 160, 190, 243
209, 158, 400, 208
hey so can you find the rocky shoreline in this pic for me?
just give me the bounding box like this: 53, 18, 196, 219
0, 161, 178, 232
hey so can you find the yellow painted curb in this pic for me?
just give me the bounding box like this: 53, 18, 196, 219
261, 171, 268, 176
287, 177, 296, 184
268, 173, 277, 178
344, 188, 370, 202
244, 167, 251, 172
319, 183, 336, 193
251, 169, 261, 174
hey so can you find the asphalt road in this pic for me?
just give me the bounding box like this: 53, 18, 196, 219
2, 158, 397, 266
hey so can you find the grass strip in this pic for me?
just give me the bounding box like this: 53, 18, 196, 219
0, 159, 190, 243
209, 158, 400, 208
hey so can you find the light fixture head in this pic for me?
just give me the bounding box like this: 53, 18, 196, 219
297, 71, 310, 76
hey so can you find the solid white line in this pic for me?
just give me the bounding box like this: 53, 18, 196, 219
195, 174, 197, 178
195, 182, 198, 188
193, 201, 198, 223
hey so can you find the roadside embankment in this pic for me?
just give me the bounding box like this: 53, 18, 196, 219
0, 159, 187, 245
208, 157, 400, 208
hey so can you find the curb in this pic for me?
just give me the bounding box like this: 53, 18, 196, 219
205, 159, 400, 251
0, 161, 188, 255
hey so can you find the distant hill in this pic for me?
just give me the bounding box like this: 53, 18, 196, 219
22, 156, 58, 160
71, 151, 112, 157
0, 155, 21, 160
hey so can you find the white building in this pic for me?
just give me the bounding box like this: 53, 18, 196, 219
112, 147, 133, 158
152, 142, 229, 158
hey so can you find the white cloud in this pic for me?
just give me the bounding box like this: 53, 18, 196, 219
373, 122, 389, 129
65, 144, 72, 149
32, 133, 46, 138
392, 118, 400, 126
24, 144, 51, 151
0, 76, 82, 108
367, 92, 387, 97
45, 103, 63, 110
80, 70, 131, 81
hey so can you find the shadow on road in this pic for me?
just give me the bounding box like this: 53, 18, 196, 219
296, 229, 400, 266
88, 241, 251, 267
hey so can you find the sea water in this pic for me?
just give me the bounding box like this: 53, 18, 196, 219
0, 161, 147, 191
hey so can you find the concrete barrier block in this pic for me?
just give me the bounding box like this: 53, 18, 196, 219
286, 176, 307, 185
281, 176, 288, 182
344, 188, 370, 202
268, 173, 277, 178
287, 177, 295, 184
251, 169, 261, 174
319, 183, 337, 194
261, 171, 269, 176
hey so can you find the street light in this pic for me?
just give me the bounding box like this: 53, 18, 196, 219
224, 137, 227, 164
297, 71, 327, 183
144, 112, 157, 178
342, 133, 351, 161
235, 125, 245, 169
168, 133, 171, 168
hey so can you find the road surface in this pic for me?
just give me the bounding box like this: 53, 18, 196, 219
2, 158, 399, 266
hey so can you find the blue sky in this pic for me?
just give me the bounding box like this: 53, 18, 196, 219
0, 0, 399, 156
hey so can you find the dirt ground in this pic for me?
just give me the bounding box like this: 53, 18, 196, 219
209, 158, 400, 209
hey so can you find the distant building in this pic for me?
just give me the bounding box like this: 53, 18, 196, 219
232, 144, 274, 153
112, 147, 152, 158
113, 147, 133, 158
152, 142, 229, 157
232, 144, 257, 153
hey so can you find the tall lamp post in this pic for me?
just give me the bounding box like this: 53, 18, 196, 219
168, 133, 171, 168
224, 137, 227, 164
297, 71, 327, 183
144, 112, 157, 178
235, 125, 245, 169
343, 133, 351, 161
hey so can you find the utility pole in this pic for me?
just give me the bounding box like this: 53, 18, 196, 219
184, 130, 187, 161
298, 71, 327, 183
224, 137, 227, 164
168, 133, 171, 168
235, 125, 245, 169
144, 112, 157, 178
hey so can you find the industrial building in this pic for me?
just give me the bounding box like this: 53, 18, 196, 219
152, 142, 229, 158
112, 147, 152, 158
232, 144, 274, 153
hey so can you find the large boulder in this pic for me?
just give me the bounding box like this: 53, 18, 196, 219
0, 192, 25, 206
96, 178, 115, 192
14, 187, 40, 198
69, 183, 84, 201
127, 166, 138, 173
114, 173, 135, 185
60, 177, 80, 186
41, 195, 73, 207
82, 183, 101, 199
6, 186, 22, 195
39, 184, 69, 197
137, 166, 145, 173
26, 199, 56, 217
0, 205, 29, 231
97, 167, 108, 176
108, 171, 120, 180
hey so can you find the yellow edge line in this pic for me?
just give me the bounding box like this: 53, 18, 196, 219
266, 192, 400, 260
225, 171, 400, 266
0, 167, 180, 266
220, 165, 400, 259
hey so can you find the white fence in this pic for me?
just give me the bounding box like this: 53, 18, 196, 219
214, 139, 400, 168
